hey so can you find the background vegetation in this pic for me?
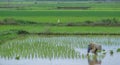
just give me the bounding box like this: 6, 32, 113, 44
0, 1, 120, 43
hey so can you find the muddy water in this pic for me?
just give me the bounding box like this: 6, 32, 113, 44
0, 35, 120, 65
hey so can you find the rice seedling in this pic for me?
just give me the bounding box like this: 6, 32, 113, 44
0, 35, 120, 59
117, 48, 120, 52
110, 50, 114, 56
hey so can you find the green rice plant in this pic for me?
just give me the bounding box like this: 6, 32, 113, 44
0, 35, 120, 59
0, 37, 80, 59
117, 48, 120, 52
110, 50, 114, 56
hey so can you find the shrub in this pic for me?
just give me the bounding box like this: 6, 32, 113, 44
17, 30, 29, 34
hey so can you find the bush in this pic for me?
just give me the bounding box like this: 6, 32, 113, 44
3, 18, 17, 25
17, 30, 29, 34
100, 18, 120, 25
0, 18, 37, 25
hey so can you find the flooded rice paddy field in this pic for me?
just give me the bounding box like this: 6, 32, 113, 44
0, 35, 120, 65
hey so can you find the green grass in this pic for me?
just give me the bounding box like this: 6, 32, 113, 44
0, 34, 18, 44
0, 2, 120, 23
0, 10, 120, 23
0, 10, 119, 17
0, 1, 120, 10
1, 25, 120, 33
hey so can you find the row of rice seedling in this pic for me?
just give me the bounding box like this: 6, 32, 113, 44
0, 36, 80, 59
0, 35, 120, 59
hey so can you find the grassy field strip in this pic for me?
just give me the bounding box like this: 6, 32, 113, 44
0, 25, 120, 33
1, 16, 119, 23
0, 10, 120, 17
0, 10, 120, 22
0, 1, 120, 10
